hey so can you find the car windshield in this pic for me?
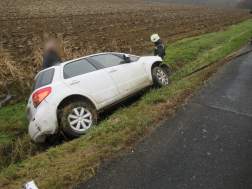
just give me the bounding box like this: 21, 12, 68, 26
32, 68, 55, 91
128, 55, 140, 62
91, 54, 125, 68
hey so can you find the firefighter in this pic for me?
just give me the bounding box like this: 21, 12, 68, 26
42, 38, 62, 69
150, 34, 166, 59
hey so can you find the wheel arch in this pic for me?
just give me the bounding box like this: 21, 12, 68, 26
151, 61, 171, 76
57, 94, 98, 140
151, 61, 163, 72
57, 94, 97, 111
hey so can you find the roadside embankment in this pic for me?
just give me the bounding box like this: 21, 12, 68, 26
1, 19, 252, 189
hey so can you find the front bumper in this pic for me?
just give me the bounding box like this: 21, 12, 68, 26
28, 101, 58, 143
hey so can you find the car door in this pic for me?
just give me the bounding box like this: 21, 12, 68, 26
90, 54, 149, 94
62, 58, 119, 104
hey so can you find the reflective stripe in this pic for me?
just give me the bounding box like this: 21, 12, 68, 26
155, 43, 165, 49
155, 46, 165, 49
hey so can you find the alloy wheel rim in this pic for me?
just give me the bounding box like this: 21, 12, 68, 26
68, 107, 92, 132
157, 69, 169, 85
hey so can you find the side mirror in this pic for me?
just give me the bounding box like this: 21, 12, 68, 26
123, 54, 131, 63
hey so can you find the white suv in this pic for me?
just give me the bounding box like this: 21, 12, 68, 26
27, 53, 171, 142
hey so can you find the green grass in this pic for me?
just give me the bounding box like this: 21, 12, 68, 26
1, 19, 252, 189
165, 23, 252, 80
0, 102, 27, 145
0, 102, 38, 170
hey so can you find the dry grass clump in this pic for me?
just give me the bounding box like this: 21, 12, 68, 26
0, 45, 34, 99
0, 135, 37, 170
0, 33, 99, 99
35, 33, 97, 63
60, 39, 95, 62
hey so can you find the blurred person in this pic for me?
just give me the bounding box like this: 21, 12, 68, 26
150, 34, 166, 60
42, 38, 61, 69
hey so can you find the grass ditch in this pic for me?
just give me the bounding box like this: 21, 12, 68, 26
0, 34, 99, 170
1, 19, 252, 188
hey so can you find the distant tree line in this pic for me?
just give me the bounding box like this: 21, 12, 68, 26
236, 0, 252, 9
141, 0, 241, 8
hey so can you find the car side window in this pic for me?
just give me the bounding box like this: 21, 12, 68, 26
91, 54, 125, 68
64, 59, 97, 79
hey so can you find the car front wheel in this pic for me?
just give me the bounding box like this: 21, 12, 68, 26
152, 67, 170, 88
60, 102, 97, 139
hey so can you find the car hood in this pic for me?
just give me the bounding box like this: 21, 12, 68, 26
139, 56, 162, 62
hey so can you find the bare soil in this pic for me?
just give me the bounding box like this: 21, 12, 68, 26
0, 0, 251, 65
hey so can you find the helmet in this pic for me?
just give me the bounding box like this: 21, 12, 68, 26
150, 34, 160, 42
23, 181, 39, 189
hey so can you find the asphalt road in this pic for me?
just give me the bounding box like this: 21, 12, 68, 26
76, 45, 252, 189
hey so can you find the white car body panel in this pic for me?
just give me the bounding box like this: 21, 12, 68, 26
97, 81, 150, 110
104, 60, 149, 94
62, 68, 119, 104
28, 100, 58, 142
27, 53, 164, 142
140, 56, 163, 80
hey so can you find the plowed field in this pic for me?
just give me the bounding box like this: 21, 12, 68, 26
0, 0, 251, 68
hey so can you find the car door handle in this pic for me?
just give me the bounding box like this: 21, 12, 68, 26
70, 80, 80, 85
109, 69, 117, 73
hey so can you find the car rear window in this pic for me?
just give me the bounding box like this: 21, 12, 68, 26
63, 58, 97, 79
33, 68, 55, 91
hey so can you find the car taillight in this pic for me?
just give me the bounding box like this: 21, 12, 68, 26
33, 87, 51, 108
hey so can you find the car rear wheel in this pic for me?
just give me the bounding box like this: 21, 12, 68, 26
60, 102, 97, 139
152, 67, 170, 88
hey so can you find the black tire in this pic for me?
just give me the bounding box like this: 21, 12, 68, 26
60, 101, 97, 139
152, 66, 170, 88
161, 65, 172, 77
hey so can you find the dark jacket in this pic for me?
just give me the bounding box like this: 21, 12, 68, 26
250, 9, 252, 13
154, 39, 166, 60
42, 50, 62, 69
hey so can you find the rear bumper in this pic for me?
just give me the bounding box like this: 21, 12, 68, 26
28, 101, 58, 143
